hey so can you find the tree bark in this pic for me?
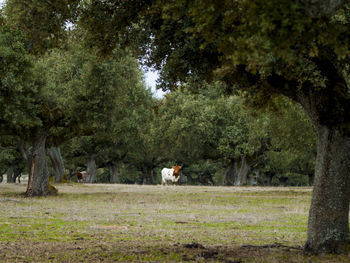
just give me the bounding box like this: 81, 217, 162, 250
292, 68, 350, 253
13, 166, 22, 183
47, 147, 65, 182
304, 126, 350, 254
6, 166, 15, 183
109, 161, 121, 183
25, 132, 53, 197
85, 154, 97, 183
223, 157, 249, 186
234, 156, 249, 186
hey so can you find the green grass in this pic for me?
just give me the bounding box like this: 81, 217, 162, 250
0, 183, 349, 262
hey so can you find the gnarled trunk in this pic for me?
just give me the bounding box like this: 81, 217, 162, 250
304, 126, 350, 254
234, 156, 249, 186
109, 161, 120, 183
85, 154, 97, 183
47, 147, 65, 182
223, 157, 250, 186
25, 132, 51, 197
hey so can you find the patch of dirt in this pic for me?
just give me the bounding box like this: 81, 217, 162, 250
240, 242, 302, 251
183, 242, 205, 249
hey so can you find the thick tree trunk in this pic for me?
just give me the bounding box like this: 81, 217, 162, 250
223, 157, 249, 186
6, 166, 15, 183
234, 156, 249, 186
85, 155, 97, 183
109, 162, 120, 183
25, 132, 53, 197
304, 126, 350, 254
293, 72, 350, 254
47, 147, 65, 182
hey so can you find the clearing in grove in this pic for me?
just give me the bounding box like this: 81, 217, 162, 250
0, 183, 349, 262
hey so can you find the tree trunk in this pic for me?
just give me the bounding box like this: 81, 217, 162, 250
13, 167, 22, 183
109, 162, 120, 183
142, 166, 155, 185
223, 157, 249, 186
85, 155, 97, 183
251, 170, 259, 185
304, 126, 350, 254
223, 159, 235, 186
47, 147, 65, 182
6, 166, 15, 183
234, 156, 249, 186
25, 132, 53, 197
293, 74, 350, 254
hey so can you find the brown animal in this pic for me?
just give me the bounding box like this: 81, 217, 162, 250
74, 171, 87, 183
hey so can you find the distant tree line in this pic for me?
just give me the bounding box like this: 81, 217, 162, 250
1, 78, 317, 187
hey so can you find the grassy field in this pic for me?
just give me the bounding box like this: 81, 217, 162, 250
0, 183, 349, 262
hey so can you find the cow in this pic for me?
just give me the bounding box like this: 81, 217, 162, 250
161, 165, 182, 186
74, 171, 87, 183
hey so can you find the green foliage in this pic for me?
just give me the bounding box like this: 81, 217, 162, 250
260, 97, 317, 185
45, 41, 154, 170
80, 0, 350, 130
0, 148, 18, 173
79, 0, 221, 91
118, 164, 143, 184
182, 160, 220, 185
266, 97, 317, 153
96, 168, 110, 183
4, 0, 79, 54
0, 25, 40, 135
155, 82, 266, 166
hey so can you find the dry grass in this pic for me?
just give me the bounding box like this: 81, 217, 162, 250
0, 183, 349, 262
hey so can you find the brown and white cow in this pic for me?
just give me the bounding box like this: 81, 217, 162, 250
161, 165, 181, 186
74, 171, 87, 183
